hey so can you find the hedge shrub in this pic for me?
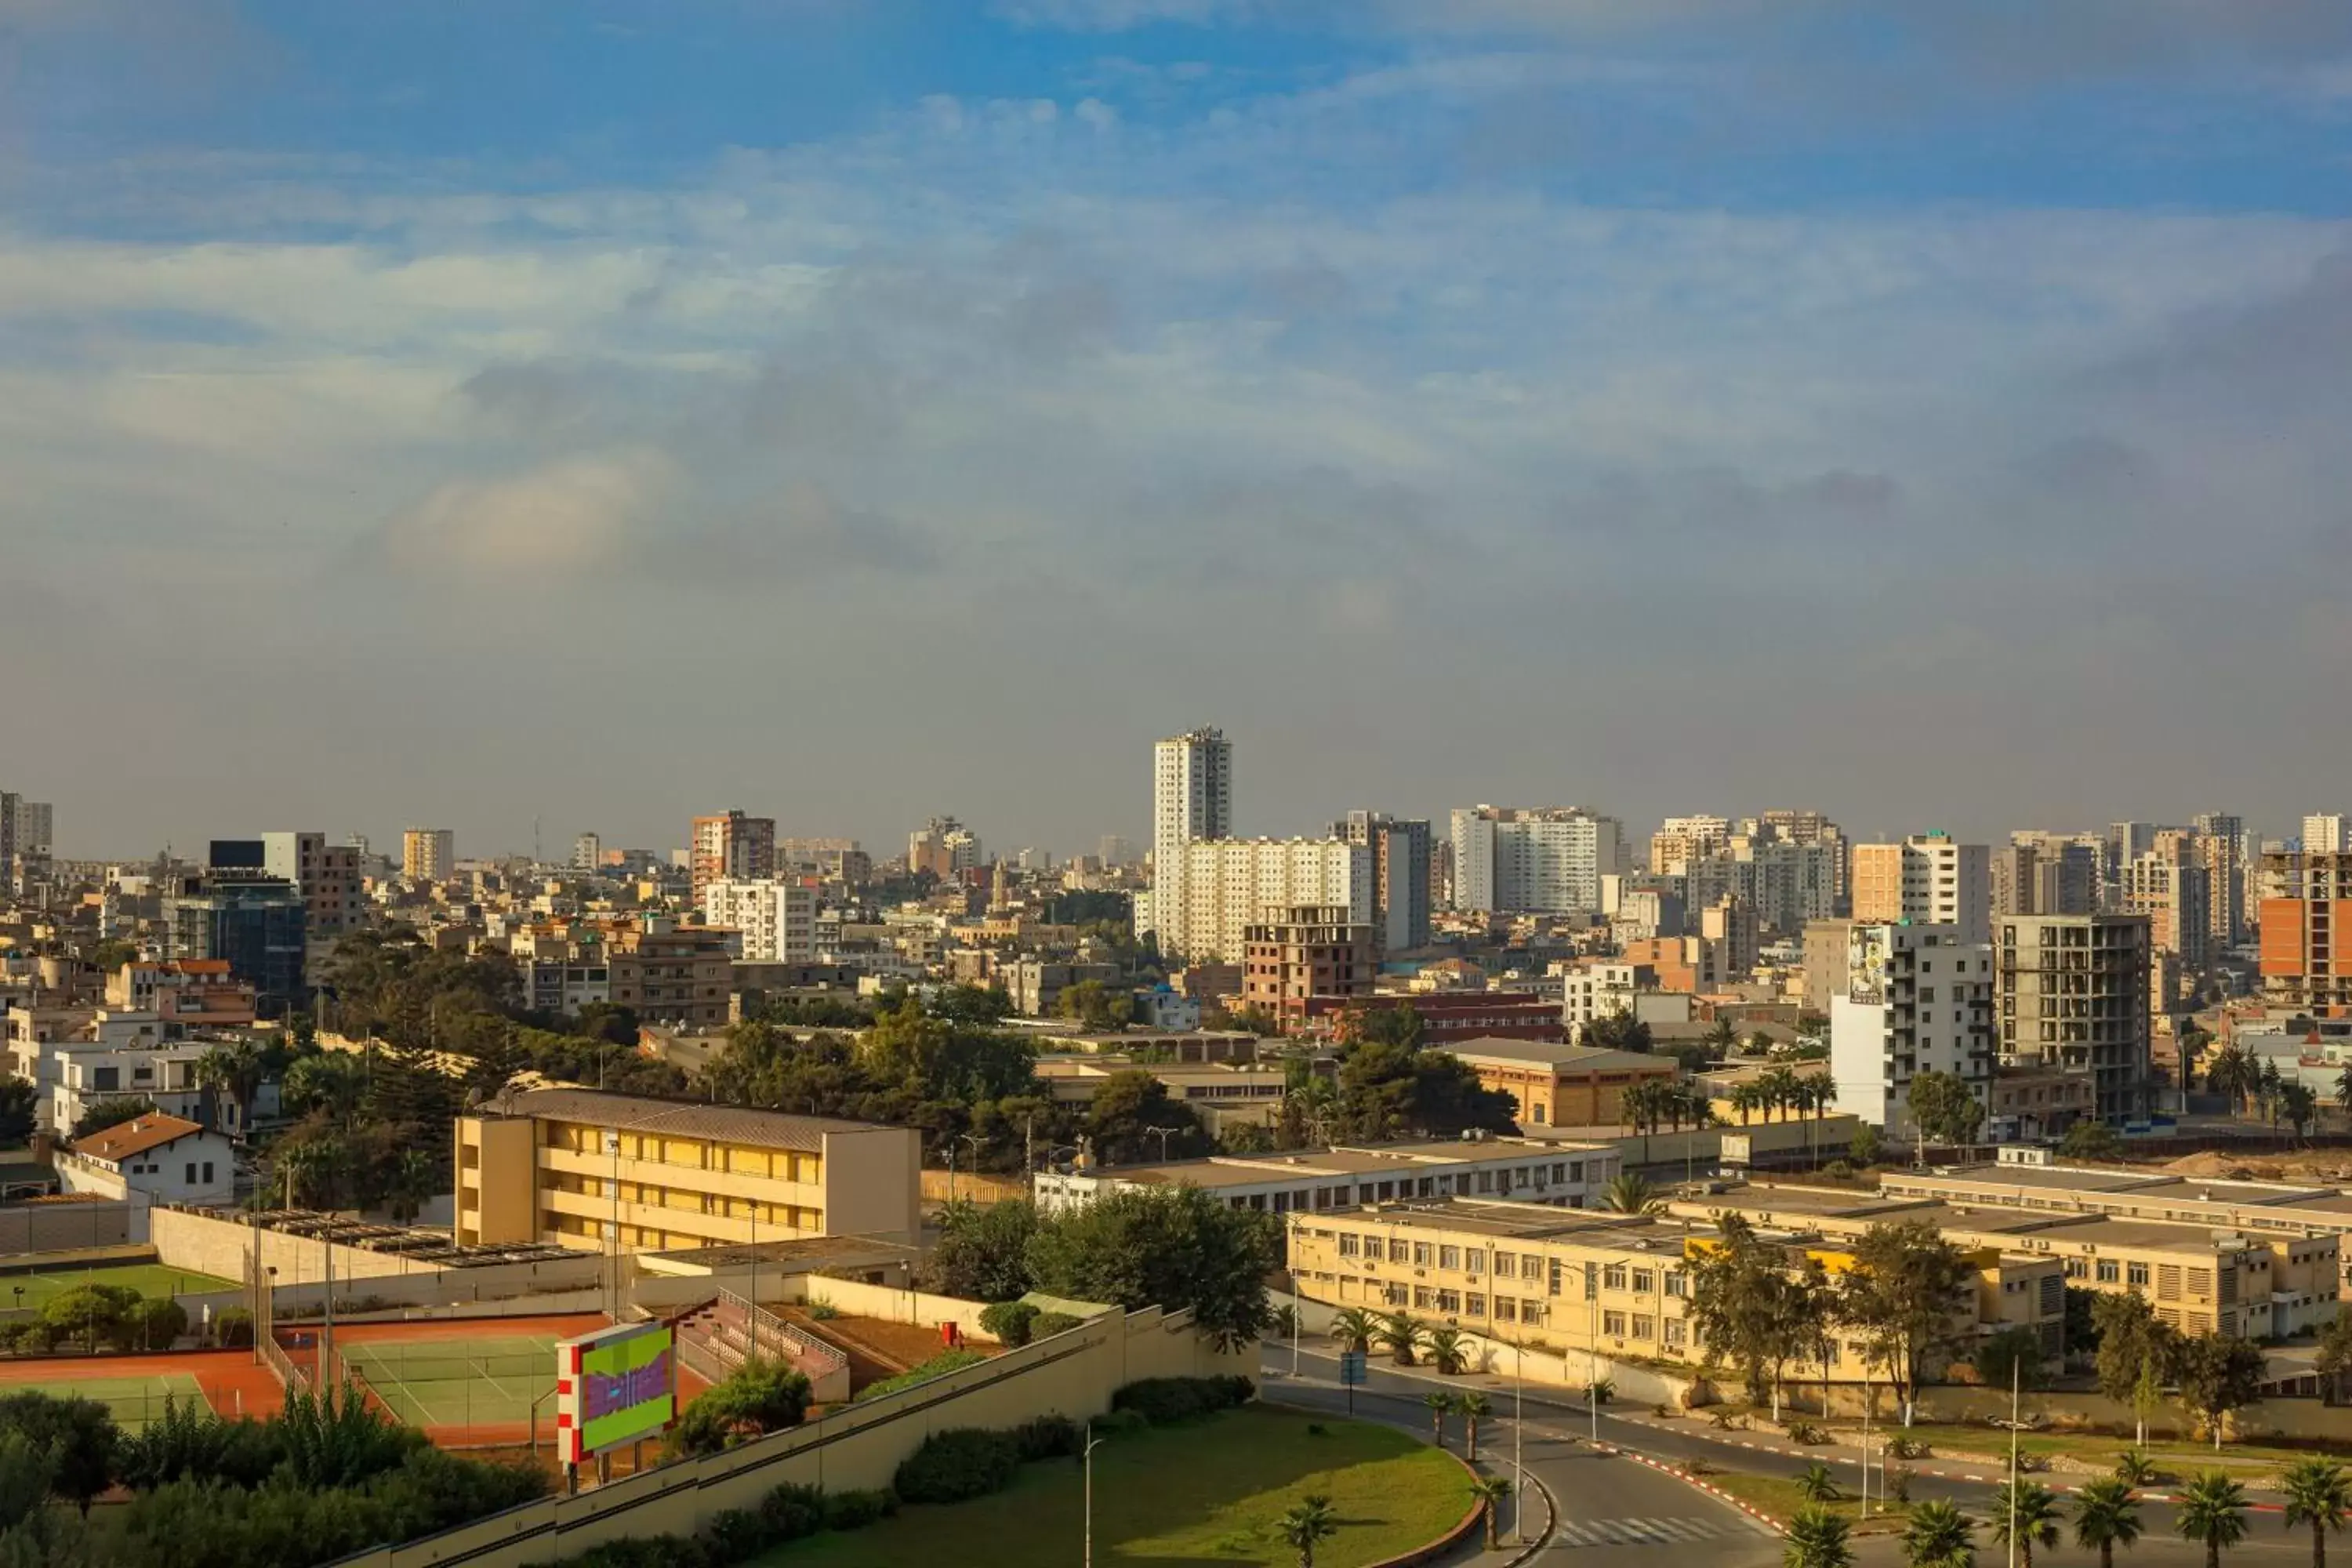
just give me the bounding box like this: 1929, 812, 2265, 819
1109, 1375, 1254, 1426
978, 1301, 1039, 1347
854, 1348, 988, 1403
892, 1427, 1020, 1505
1013, 1414, 1082, 1462
1033, 1311, 1083, 1338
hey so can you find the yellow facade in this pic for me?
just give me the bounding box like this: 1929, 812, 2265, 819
455, 1098, 920, 1253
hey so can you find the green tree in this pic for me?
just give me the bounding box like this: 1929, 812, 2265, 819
1839, 1221, 1973, 1425
2177, 1472, 2251, 1568
2282, 1457, 2352, 1568
1994, 1479, 2063, 1568
1457, 1392, 1491, 1461
192, 1040, 267, 1137
1471, 1475, 1513, 1550
2282, 1082, 2320, 1139
0, 1392, 117, 1515
1798, 1462, 1842, 1502
2060, 1120, 2122, 1161
1602, 1172, 1662, 1214
1902, 1498, 1978, 1568
0, 1430, 56, 1534
385, 1147, 439, 1223
70, 1094, 160, 1140
1786, 1504, 1856, 1568
918, 1200, 1039, 1302
40, 1283, 141, 1354
2092, 1294, 2180, 1443
1352, 1005, 1425, 1051
1907, 1071, 1984, 1147
1425, 1327, 1467, 1375
1687, 1214, 1813, 1413
1850, 1123, 1883, 1167
1704, 1018, 1740, 1057
1421, 1391, 1451, 1446
0, 1077, 37, 1147
932, 983, 1014, 1027
1581, 1011, 1653, 1054
2071, 1477, 2143, 1568
666, 1357, 811, 1456
1024, 1185, 1279, 1349
2176, 1335, 2265, 1450
281, 1053, 367, 1126
1334, 1041, 1515, 1140
1375, 1312, 1426, 1367
1279, 1492, 1340, 1568
1055, 980, 1134, 1030
1327, 1308, 1377, 1355
1084, 1070, 1210, 1165
2316, 1308, 2352, 1404
1973, 1326, 2045, 1393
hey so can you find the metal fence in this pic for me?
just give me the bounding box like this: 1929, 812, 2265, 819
717, 1288, 848, 1377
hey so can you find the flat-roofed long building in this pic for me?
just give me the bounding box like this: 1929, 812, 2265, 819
1443, 1038, 1679, 1129
1670, 1179, 2340, 1341
456, 1088, 921, 1253
1286, 1199, 2063, 1380
1033, 1138, 1620, 1218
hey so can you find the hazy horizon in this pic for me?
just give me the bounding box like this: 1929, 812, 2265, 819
9, 3, 2350, 861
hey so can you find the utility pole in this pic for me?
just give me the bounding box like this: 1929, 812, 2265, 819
1083, 1421, 1107, 1568
2006, 1359, 2020, 1568
1513, 1339, 1526, 1544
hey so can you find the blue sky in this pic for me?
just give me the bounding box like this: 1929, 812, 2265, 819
5, 2, 2350, 858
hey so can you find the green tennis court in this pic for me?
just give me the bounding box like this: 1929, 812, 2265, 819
0, 1262, 239, 1316
338, 1334, 565, 1430
12, 1372, 209, 1432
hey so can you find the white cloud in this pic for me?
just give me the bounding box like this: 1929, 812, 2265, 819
371, 450, 674, 579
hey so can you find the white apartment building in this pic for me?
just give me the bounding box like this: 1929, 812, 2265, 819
1450, 806, 1624, 915
1169, 837, 1370, 963
1649, 815, 1730, 874
1829, 922, 1994, 1138
1146, 727, 1233, 950
1852, 833, 1991, 946
700, 879, 817, 964
1684, 838, 1841, 935
1559, 963, 1642, 1035
573, 833, 603, 871
1034, 1138, 1621, 1218
2303, 815, 2349, 855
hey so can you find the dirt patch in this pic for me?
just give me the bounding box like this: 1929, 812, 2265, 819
779, 1310, 992, 1393
2160, 1149, 2352, 1182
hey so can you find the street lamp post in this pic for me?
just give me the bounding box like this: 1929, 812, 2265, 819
1512, 1338, 1526, 1544
1286, 1212, 1300, 1378
1083, 1421, 1107, 1568
1145, 1125, 1175, 1163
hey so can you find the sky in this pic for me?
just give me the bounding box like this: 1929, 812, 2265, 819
5, 1, 2351, 861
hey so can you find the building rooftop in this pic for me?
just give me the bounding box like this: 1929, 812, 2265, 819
74, 1113, 209, 1163
1082, 1137, 1611, 1191
493, 1087, 899, 1153
1441, 1039, 1668, 1072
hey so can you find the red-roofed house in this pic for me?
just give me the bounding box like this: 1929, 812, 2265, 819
57, 1112, 234, 1205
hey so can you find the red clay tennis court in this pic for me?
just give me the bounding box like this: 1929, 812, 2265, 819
0, 1348, 285, 1428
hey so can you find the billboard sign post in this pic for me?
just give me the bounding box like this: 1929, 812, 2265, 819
556, 1321, 677, 1477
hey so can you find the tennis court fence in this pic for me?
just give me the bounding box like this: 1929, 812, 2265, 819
260, 1330, 308, 1394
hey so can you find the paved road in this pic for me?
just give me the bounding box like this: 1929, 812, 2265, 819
1262, 1345, 2318, 1566
1265, 1348, 1780, 1568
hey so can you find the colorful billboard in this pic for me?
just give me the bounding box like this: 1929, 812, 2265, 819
1847, 925, 1887, 1006
555, 1321, 675, 1464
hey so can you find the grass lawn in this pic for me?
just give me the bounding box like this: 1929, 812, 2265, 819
1824, 1421, 2307, 1483
0, 1262, 239, 1316
750, 1406, 1473, 1568
1705, 1470, 1903, 1535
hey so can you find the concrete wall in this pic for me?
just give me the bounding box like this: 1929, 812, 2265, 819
779, 1276, 1003, 1342
149, 1206, 606, 1311
0, 1200, 139, 1252
330, 1305, 1250, 1568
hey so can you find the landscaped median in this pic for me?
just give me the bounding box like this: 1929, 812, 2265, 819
748, 1403, 1474, 1568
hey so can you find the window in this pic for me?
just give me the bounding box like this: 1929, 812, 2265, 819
2096, 1258, 2119, 1283
1414, 1287, 1434, 1308
1495, 1298, 1517, 1323
186, 1163, 197, 1182
1603, 1265, 1628, 1291
201, 1161, 214, 1182
1389, 1239, 1410, 1263
1437, 1290, 1461, 1314
1338, 1234, 1359, 1258
1522, 1255, 1542, 1280
1493, 1249, 1515, 1274
1523, 1301, 1545, 1326
1603, 1310, 1627, 1336
1631, 1269, 1654, 1294
1663, 1319, 1686, 1348
2127, 1261, 2149, 1287
1477, 1172, 1494, 1194
1664, 1269, 1689, 1298
1466, 1294, 1486, 1318
1632, 1314, 1654, 1340
1414, 1243, 1433, 1266
1439, 1246, 1461, 1270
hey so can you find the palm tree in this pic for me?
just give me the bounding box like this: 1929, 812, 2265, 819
1328, 1307, 1377, 1356
1901, 1499, 1978, 1568
1994, 1480, 2063, 1568
1422, 1391, 1453, 1447
386, 1147, 437, 1222
2206, 1044, 2253, 1113
1786, 1504, 1856, 1568
2074, 1477, 2143, 1568
1469, 1475, 1513, 1550
2177, 1472, 2251, 1568
2336, 1064, 2352, 1122
2283, 1083, 2321, 1142
1603, 1172, 1661, 1214
2282, 1457, 2352, 1568
193, 1040, 265, 1137
1279, 1493, 1339, 1568
2260, 1059, 2285, 1126
1458, 1392, 1491, 1461
1798, 1461, 1842, 1503
1705, 1018, 1740, 1058
1375, 1311, 1425, 1367
1730, 1083, 1758, 1127
1425, 1327, 1468, 1375
2115, 1448, 2159, 1487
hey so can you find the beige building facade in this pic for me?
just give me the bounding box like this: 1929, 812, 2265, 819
455, 1088, 921, 1254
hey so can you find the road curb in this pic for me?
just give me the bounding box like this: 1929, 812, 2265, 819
1608, 1445, 1788, 1536
1499, 1468, 1559, 1567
